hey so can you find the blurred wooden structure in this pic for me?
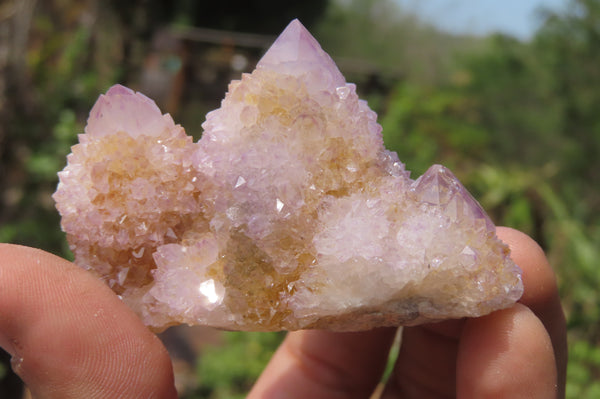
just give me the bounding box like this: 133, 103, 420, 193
137, 25, 398, 126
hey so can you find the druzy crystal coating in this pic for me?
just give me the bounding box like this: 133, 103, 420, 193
53, 20, 523, 332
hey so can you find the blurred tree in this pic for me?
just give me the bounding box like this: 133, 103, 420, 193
456, 34, 562, 166
526, 1, 600, 347
533, 0, 600, 213
168, 0, 327, 33
382, 82, 489, 176
313, 0, 482, 85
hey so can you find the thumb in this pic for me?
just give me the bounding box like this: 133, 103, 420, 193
0, 244, 177, 399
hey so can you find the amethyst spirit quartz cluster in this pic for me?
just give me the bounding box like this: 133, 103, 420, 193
53, 20, 523, 332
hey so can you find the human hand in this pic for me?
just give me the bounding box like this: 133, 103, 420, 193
0, 227, 566, 398
248, 227, 567, 398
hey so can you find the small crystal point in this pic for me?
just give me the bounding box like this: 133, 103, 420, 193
413, 164, 494, 231
413, 164, 460, 206
86, 84, 172, 138
106, 84, 134, 97
54, 21, 523, 333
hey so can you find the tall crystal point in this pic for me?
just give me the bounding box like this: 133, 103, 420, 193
53, 19, 523, 332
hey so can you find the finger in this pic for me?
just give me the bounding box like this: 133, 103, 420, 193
496, 226, 567, 396
457, 303, 557, 398
0, 244, 177, 399
380, 319, 463, 398
382, 227, 565, 398
248, 328, 397, 399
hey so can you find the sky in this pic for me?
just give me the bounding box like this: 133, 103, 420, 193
394, 0, 569, 39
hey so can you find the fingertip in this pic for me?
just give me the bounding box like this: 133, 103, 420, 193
496, 226, 566, 396
496, 227, 556, 307
0, 244, 178, 399
457, 303, 557, 398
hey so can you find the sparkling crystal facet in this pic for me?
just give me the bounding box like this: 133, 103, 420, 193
53, 19, 523, 332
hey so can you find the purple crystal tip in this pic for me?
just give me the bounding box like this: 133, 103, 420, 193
257, 19, 345, 86
105, 84, 135, 97
85, 84, 170, 138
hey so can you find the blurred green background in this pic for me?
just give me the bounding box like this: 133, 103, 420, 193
1, 0, 599, 397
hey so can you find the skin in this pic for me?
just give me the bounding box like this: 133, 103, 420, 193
0, 227, 566, 398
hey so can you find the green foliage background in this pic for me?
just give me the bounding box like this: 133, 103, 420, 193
1, 0, 599, 397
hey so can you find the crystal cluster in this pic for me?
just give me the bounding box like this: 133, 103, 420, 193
53, 20, 523, 332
